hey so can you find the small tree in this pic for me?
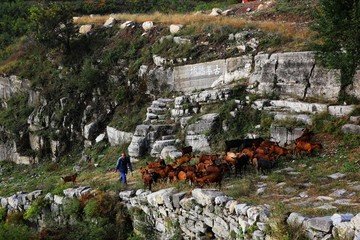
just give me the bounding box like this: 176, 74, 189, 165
29, 2, 75, 53
311, 0, 360, 101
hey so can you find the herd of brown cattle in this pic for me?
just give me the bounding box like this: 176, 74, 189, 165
140, 128, 322, 190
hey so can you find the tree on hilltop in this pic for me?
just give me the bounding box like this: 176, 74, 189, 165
312, 0, 360, 102
29, 2, 75, 53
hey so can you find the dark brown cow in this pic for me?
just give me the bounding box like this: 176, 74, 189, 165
251, 158, 276, 175
295, 128, 314, 142
181, 146, 193, 155
61, 173, 78, 184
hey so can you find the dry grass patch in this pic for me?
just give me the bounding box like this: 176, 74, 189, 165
0, 38, 31, 74
74, 12, 311, 44
347, 146, 360, 162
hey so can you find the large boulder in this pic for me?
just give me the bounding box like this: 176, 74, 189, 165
142, 21, 154, 31
185, 113, 219, 153
146, 67, 174, 94
270, 126, 304, 147
79, 24, 92, 34
209, 8, 222, 16
249, 52, 341, 102
185, 134, 211, 153
345, 70, 360, 99
328, 105, 355, 116
106, 126, 133, 146
103, 17, 116, 28
150, 139, 176, 157
342, 124, 360, 134
128, 136, 148, 158
160, 145, 182, 160
169, 24, 183, 34
0, 143, 15, 162
120, 20, 135, 29
186, 113, 219, 135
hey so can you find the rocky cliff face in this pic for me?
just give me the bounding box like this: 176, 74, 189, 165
0, 50, 359, 163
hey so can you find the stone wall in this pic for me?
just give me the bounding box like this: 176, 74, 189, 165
1, 187, 359, 239
119, 188, 360, 240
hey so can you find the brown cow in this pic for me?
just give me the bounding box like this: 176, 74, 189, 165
295, 140, 322, 155
269, 145, 289, 159
177, 171, 187, 181
61, 173, 78, 184
148, 165, 173, 180
223, 151, 237, 165
142, 172, 159, 190
146, 158, 166, 168
259, 140, 279, 148
198, 154, 219, 163
241, 148, 255, 160
254, 152, 275, 161
176, 155, 194, 166
255, 147, 270, 155
186, 171, 197, 185
195, 172, 223, 188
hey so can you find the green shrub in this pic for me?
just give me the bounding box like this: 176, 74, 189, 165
274, 117, 305, 132
84, 198, 98, 219
66, 218, 112, 240
0, 1, 30, 50
23, 197, 48, 220
342, 162, 360, 173
130, 207, 157, 239
0, 208, 6, 222
342, 133, 360, 149
259, 32, 288, 51
63, 198, 82, 218
350, 106, 360, 116
51, 182, 73, 196
210, 25, 237, 45
110, 104, 148, 132
115, 202, 134, 240
0, 93, 34, 136
312, 112, 347, 135
0, 222, 35, 240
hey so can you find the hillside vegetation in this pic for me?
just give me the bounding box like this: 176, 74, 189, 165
0, 0, 360, 239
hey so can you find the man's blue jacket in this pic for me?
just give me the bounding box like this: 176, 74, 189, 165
116, 156, 133, 173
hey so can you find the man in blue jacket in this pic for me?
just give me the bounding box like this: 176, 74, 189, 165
115, 151, 133, 185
